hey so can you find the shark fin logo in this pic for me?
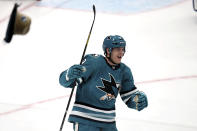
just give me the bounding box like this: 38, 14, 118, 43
97, 74, 120, 101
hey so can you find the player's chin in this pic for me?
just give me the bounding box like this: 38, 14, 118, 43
115, 59, 121, 64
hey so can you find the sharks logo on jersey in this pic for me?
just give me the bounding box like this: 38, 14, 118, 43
82, 54, 100, 64
97, 73, 120, 101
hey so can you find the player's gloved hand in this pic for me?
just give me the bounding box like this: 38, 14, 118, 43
129, 91, 148, 111
66, 64, 86, 81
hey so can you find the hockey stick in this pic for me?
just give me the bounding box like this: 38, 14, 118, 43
59, 5, 96, 131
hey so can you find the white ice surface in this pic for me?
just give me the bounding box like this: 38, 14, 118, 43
0, 0, 197, 131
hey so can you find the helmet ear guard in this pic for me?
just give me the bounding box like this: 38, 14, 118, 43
104, 48, 112, 57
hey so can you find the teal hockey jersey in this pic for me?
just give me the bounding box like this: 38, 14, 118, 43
59, 54, 138, 128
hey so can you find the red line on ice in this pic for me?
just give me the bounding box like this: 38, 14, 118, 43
0, 74, 197, 116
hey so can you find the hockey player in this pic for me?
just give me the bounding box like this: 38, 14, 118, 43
59, 35, 148, 131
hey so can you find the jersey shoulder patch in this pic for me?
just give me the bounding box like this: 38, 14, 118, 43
89, 54, 101, 58
82, 54, 102, 64
84, 54, 102, 60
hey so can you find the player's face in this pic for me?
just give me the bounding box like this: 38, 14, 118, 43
110, 47, 125, 64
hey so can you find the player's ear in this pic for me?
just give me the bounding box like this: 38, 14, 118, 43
106, 48, 110, 57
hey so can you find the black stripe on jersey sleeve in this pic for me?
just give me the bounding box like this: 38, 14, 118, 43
119, 86, 137, 95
